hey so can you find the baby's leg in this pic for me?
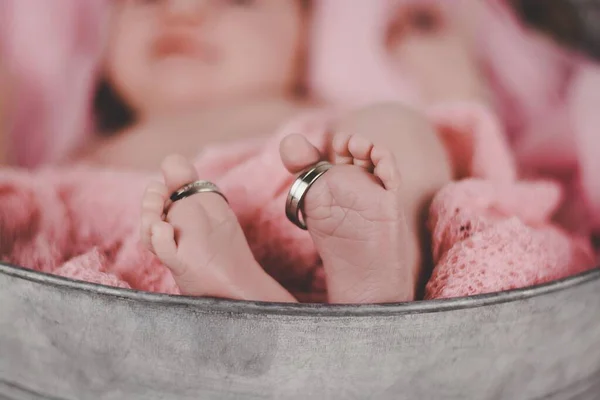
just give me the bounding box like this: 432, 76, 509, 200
281, 104, 453, 303
140, 155, 296, 302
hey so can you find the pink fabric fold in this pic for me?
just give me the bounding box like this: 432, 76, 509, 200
567, 64, 600, 231
425, 179, 595, 299
423, 102, 596, 299
1, 0, 107, 167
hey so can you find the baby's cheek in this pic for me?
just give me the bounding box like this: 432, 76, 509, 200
107, 29, 154, 99
230, 13, 300, 70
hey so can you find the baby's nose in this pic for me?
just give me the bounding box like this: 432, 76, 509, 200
163, 0, 211, 24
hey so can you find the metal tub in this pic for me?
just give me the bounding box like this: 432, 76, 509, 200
0, 263, 599, 400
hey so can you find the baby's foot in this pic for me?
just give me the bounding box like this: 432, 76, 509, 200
280, 134, 415, 303
140, 154, 296, 302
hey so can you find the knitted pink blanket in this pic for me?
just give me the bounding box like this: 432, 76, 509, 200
1, 106, 595, 301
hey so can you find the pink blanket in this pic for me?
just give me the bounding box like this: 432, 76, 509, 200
1, 0, 598, 299
4, 0, 600, 236
1, 108, 595, 300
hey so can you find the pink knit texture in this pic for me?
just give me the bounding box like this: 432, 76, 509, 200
425, 180, 595, 299
423, 102, 596, 299
0, 110, 595, 300
0, 114, 332, 297
2, 0, 598, 299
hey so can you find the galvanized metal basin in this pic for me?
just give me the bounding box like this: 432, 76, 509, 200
0, 262, 599, 400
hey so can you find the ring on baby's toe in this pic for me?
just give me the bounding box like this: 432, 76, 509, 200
286, 161, 333, 230
163, 180, 228, 215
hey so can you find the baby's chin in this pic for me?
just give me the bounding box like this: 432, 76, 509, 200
137, 58, 282, 112
141, 83, 237, 115
145, 65, 220, 107
153, 56, 214, 85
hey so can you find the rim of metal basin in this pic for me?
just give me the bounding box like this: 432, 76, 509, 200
1, 262, 599, 317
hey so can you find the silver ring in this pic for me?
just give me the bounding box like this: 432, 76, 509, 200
163, 180, 228, 215
285, 161, 333, 230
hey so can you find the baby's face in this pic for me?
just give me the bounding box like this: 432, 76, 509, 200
106, 0, 305, 116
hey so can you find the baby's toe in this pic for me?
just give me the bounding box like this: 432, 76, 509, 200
347, 134, 375, 171
150, 221, 184, 275
161, 154, 199, 193
372, 146, 402, 192
331, 133, 354, 165
280, 134, 322, 174
141, 181, 169, 249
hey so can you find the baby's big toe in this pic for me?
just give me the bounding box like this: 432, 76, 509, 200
280, 134, 322, 174
161, 154, 200, 192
